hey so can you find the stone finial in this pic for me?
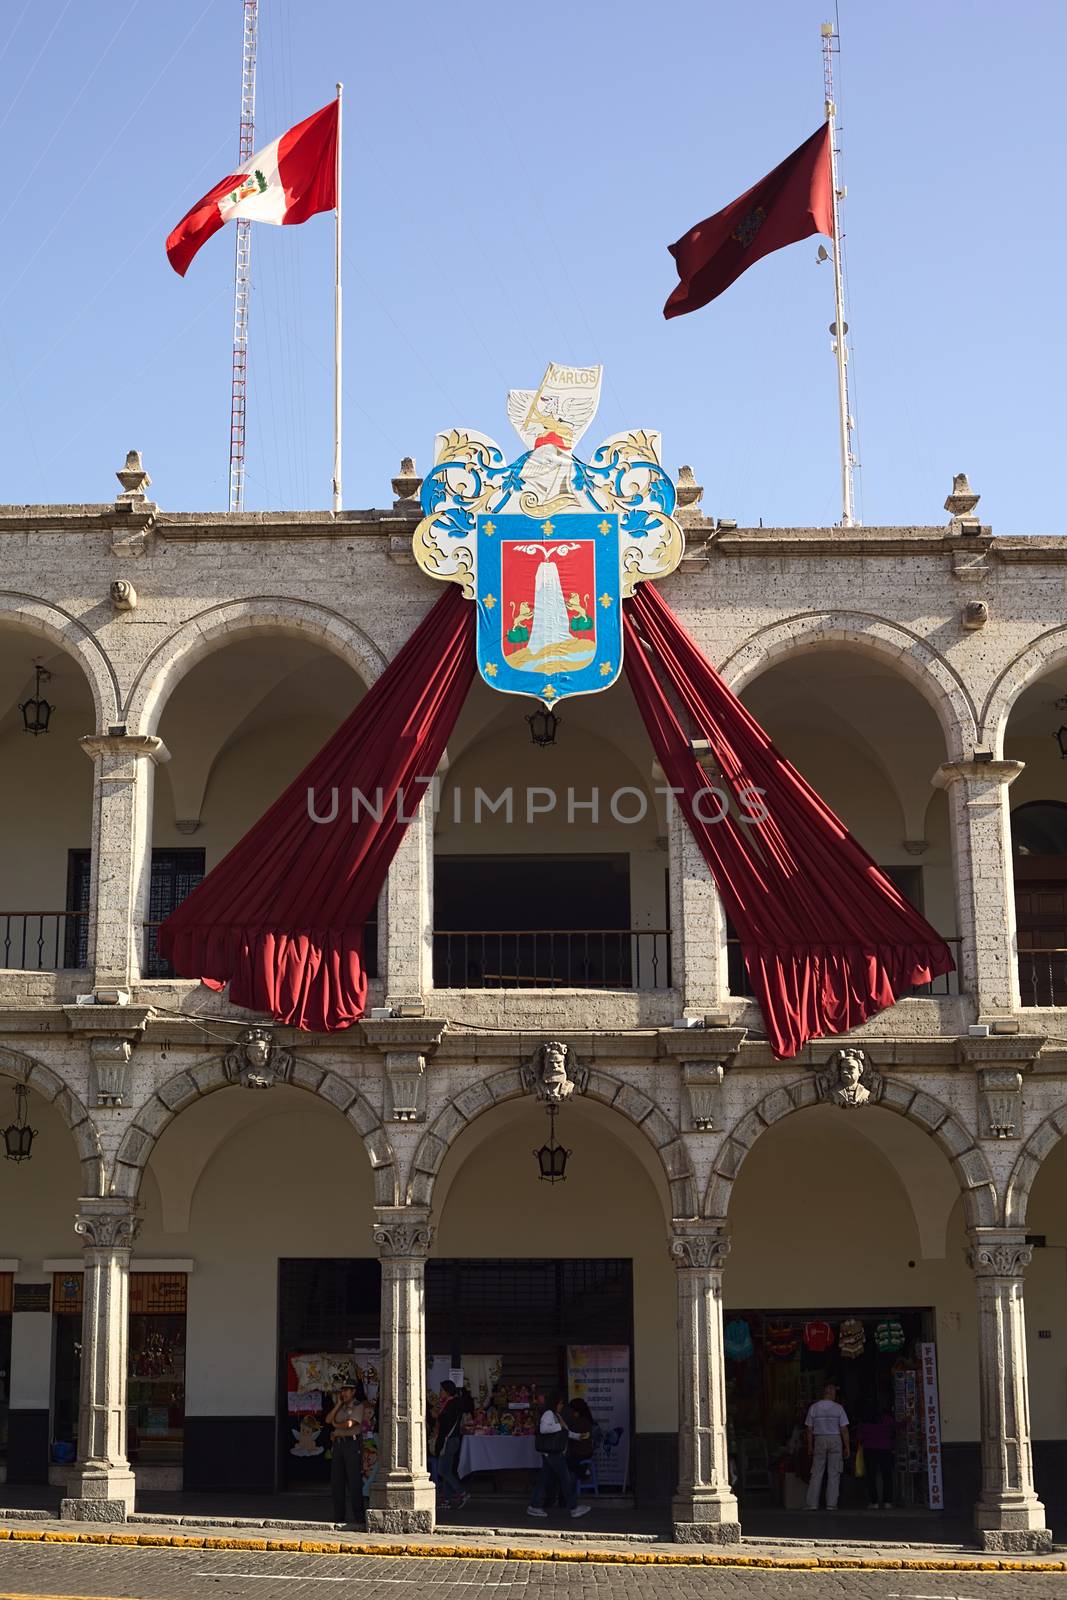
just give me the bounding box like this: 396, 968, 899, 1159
392, 456, 422, 508
115, 450, 151, 501
109, 580, 137, 612
945, 472, 980, 520
963, 600, 989, 629
675, 464, 704, 510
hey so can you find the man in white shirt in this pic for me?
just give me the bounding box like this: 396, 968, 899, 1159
804, 1382, 850, 1511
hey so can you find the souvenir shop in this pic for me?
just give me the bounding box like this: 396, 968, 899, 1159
280, 1257, 634, 1497
722, 1307, 943, 1511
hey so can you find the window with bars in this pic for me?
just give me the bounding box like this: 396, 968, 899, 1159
144, 849, 206, 977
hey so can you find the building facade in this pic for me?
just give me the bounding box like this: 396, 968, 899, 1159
0, 455, 1065, 1549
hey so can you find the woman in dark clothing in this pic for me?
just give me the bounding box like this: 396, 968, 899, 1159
565, 1397, 596, 1482
433, 1380, 469, 1510
857, 1406, 896, 1508
526, 1390, 590, 1520
326, 1380, 367, 1526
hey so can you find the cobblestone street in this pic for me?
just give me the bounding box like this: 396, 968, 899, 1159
2, 1546, 1067, 1600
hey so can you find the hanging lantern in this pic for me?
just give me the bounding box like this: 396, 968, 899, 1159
1056, 726, 1067, 760
533, 1104, 570, 1183
526, 704, 560, 748
3, 1084, 37, 1163
19, 663, 54, 736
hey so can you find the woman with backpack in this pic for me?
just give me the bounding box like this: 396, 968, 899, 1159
526, 1390, 591, 1520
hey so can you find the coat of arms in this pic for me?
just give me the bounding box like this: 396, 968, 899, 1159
413, 362, 685, 705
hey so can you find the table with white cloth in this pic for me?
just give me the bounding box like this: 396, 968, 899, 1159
458, 1434, 541, 1477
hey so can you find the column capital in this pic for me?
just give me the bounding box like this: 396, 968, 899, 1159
933, 758, 1024, 791
669, 1223, 730, 1272
73, 1198, 141, 1252
79, 733, 170, 766
968, 1228, 1032, 1279
372, 1207, 434, 1259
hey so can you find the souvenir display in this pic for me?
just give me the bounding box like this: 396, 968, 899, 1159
724, 1318, 755, 1360
765, 1321, 798, 1360
802, 1319, 834, 1353
876, 1318, 906, 1353
839, 1317, 866, 1358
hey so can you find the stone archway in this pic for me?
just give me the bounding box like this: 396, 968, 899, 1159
110, 1055, 397, 1204
704, 1072, 996, 1226
0, 1045, 104, 1195
720, 611, 977, 760
982, 626, 1067, 756
123, 597, 389, 735
0, 591, 118, 731
407, 1066, 697, 1219
1004, 1104, 1067, 1228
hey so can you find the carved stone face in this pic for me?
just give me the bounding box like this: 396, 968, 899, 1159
838, 1052, 863, 1087
244, 1030, 272, 1068
542, 1045, 568, 1089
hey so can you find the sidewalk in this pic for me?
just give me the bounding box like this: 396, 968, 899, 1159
1, 1499, 1064, 1573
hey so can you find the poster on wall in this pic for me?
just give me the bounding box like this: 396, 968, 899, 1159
285, 1348, 380, 1486
566, 1344, 630, 1489
919, 1341, 944, 1510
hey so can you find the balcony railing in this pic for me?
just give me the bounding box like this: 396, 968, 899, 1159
433, 928, 672, 990
1018, 949, 1067, 1008
727, 936, 964, 999
0, 912, 88, 971
141, 922, 379, 980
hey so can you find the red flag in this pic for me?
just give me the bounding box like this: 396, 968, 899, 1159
663, 123, 833, 319
167, 100, 338, 277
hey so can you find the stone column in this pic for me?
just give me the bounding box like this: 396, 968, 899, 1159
665, 787, 726, 1014
669, 1223, 740, 1543
80, 734, 169, 992
933, 759, 1024, 1014
60, 1199, 140, 1521
381, 787, 434, 1008
968, 1228, 1051, 1552
366, 1207, 436, 1533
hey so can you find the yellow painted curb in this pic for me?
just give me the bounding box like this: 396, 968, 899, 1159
0, 1525, 1063, 1571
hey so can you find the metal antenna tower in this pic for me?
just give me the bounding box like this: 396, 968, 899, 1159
821, 20, 857, 527
228, 0, 259, 514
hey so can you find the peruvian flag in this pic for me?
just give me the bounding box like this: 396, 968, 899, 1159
167, 99, 337, 277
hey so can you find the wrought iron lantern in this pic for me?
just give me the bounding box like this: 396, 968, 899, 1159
19, 663, 53, 736
1056, 726, 1067, 760
526, 704, 560, 748
533, 1103, 570, 1183
3, 1084, 37, 1163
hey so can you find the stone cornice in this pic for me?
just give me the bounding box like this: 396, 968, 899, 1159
60, 1005, 153, 1040
358, 1018, 447, 1052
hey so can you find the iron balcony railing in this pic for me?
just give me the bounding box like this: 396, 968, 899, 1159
140, 921, 379, 981
432, 928, 672, 991
726, 936, 964, 999
0, 912, 89, 971
1017, 949, 1067, 1008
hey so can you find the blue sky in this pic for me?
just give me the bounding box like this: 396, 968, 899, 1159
1, 0, 1064, 532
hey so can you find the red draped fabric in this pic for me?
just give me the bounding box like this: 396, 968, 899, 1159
623, 584, 954, 1058
158, 586, 475, 1031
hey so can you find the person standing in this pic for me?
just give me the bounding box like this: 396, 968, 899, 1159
326, 1380, 366, 1526
804, 1382, 850, 1511
857, 1405, 896, 1508
434, 1380, 469, 1511
526, 1390, 591, 1520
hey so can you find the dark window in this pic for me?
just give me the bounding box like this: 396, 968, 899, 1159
1013, 801, 1067, 856
64, 848, 92, 968
144, 849, 206, 977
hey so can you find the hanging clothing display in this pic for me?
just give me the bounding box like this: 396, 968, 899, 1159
876, 1318, 906, 1353
765, 1321, 798, 1360
839, 1318, 866, 1358
724, 1318, 754, 1360
803, 1319, 834, 1353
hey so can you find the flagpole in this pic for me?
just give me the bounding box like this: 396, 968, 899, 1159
332, 81, 343, 514
821, 21, 855, 527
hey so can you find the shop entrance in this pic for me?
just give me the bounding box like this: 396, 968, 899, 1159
724, 1305, 939, 1509
425, 1258, 634, 1495
278, 1258, 380, 1490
